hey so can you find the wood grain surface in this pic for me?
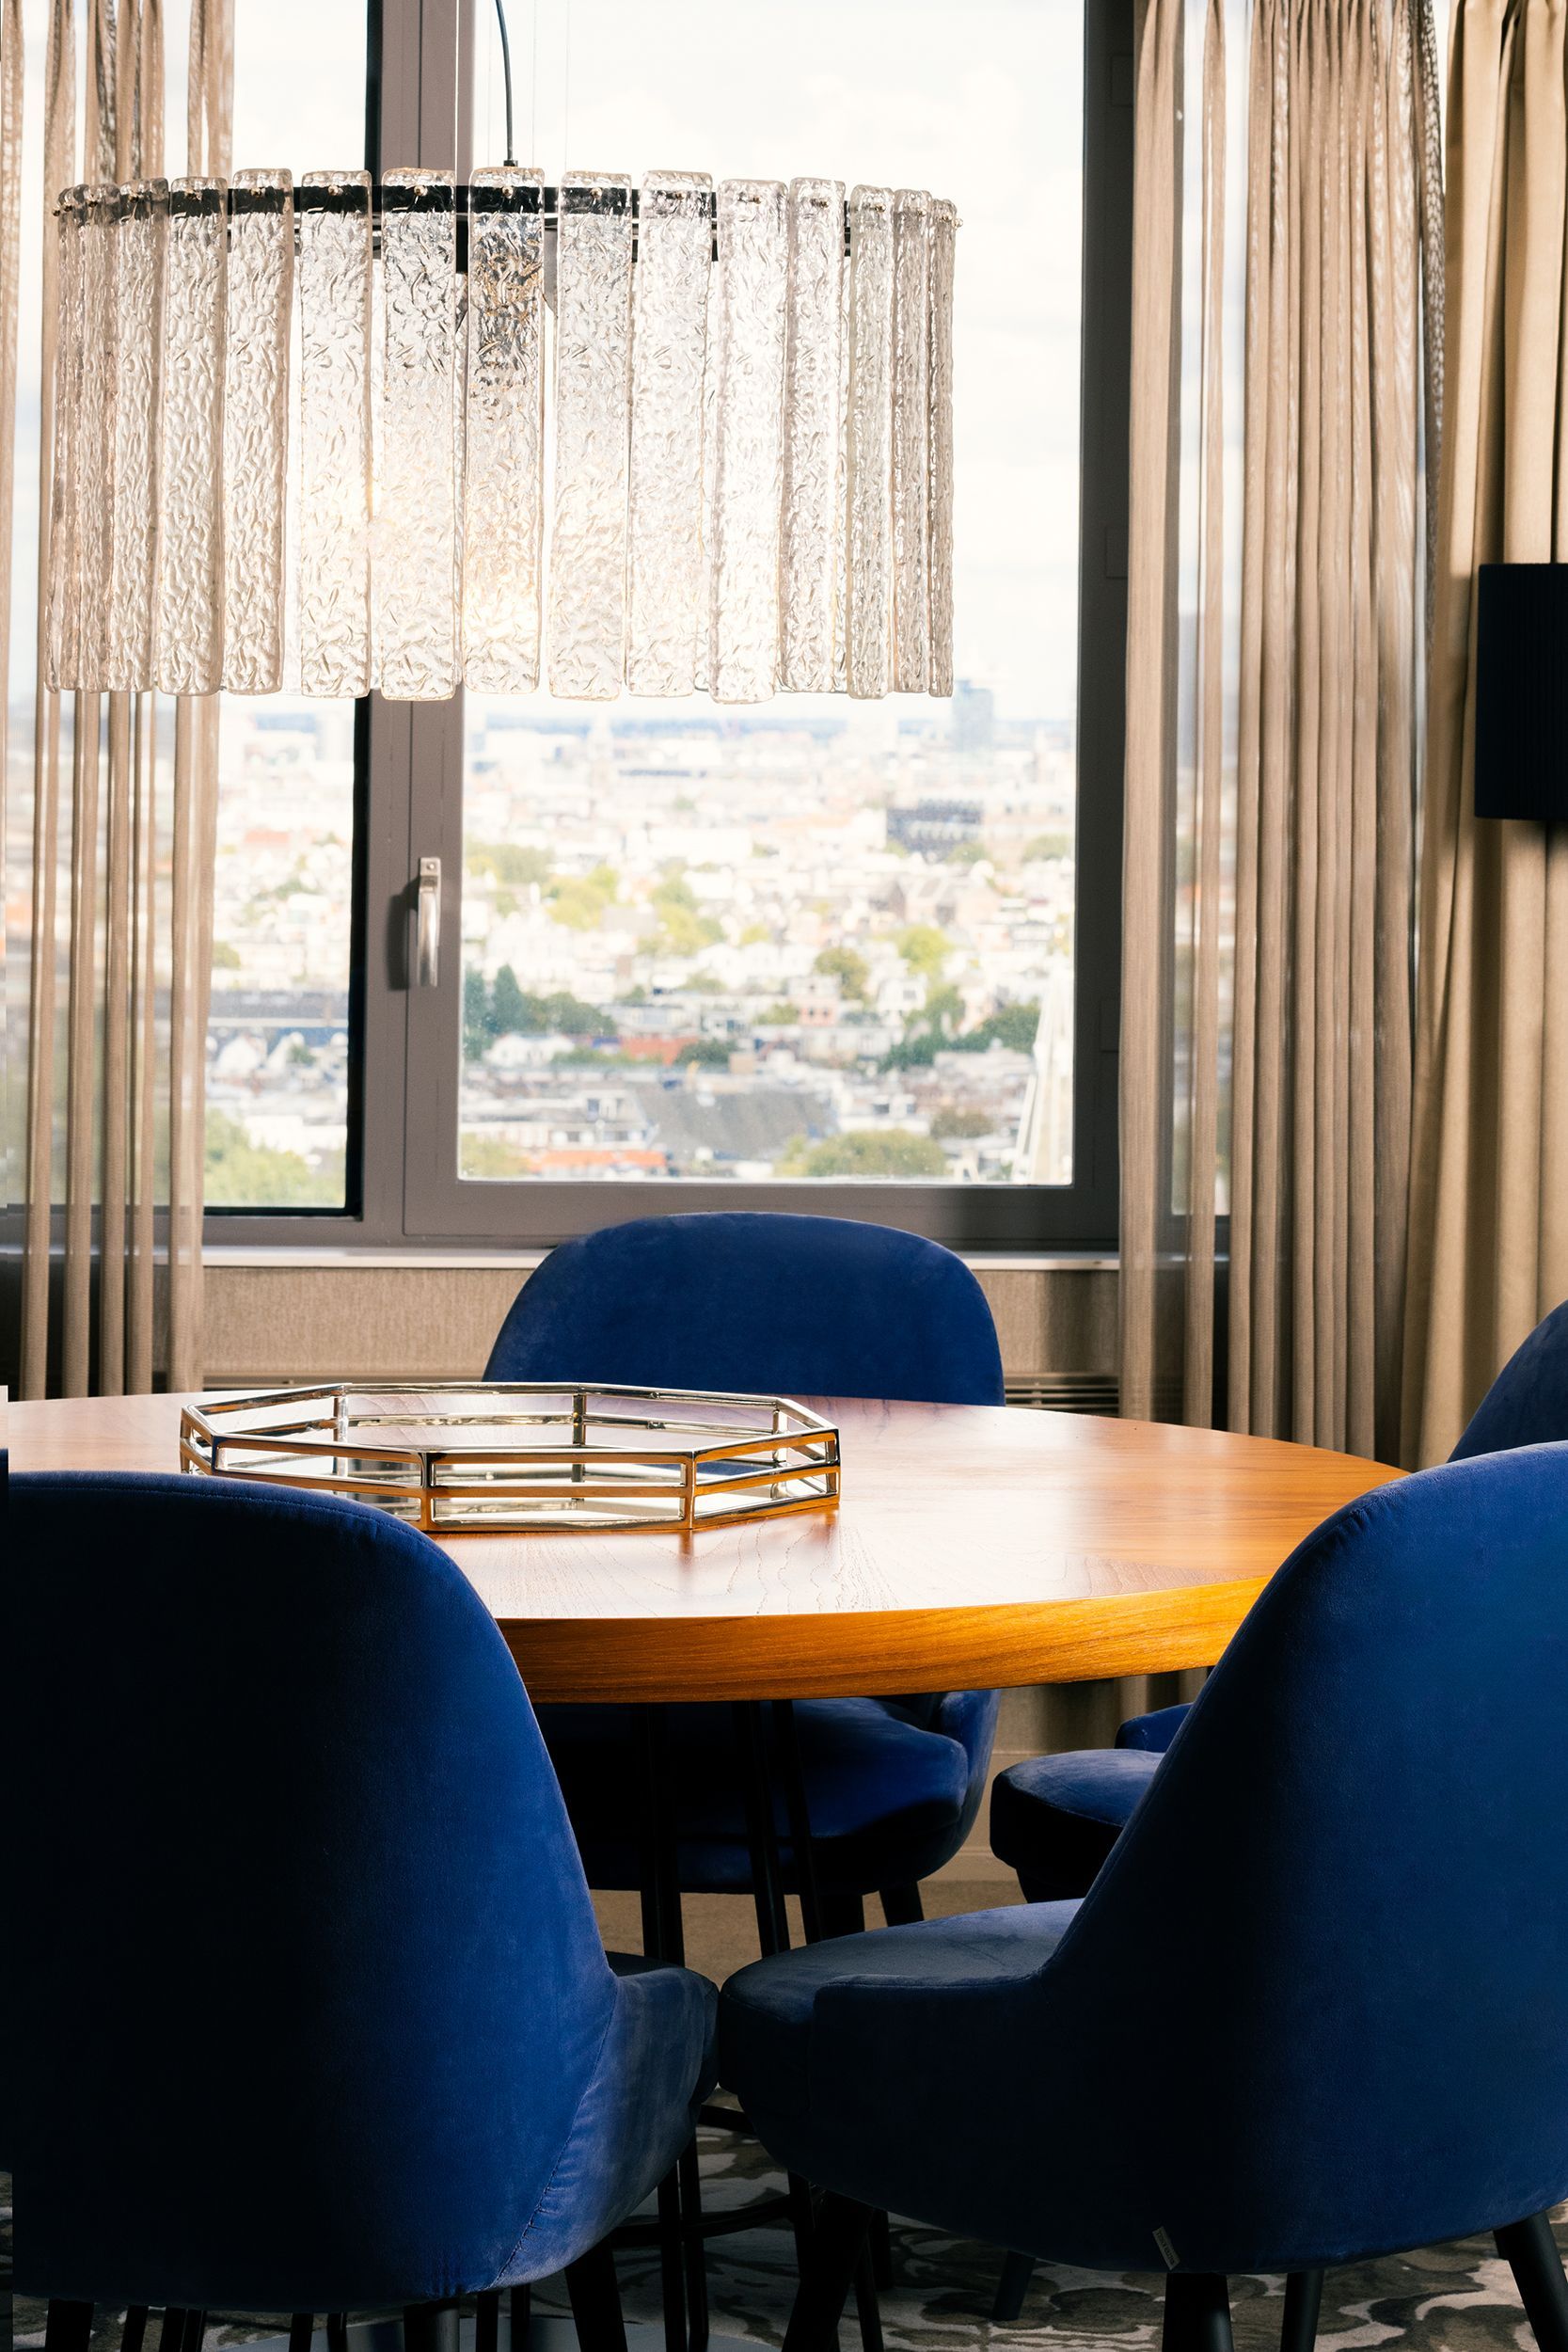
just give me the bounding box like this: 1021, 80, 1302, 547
10, 1390, 1400, 1700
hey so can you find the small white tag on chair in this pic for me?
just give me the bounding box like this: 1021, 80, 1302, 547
1153, 2227, 1179, 2270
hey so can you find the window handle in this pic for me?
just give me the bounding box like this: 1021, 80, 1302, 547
416, 856, 442, 987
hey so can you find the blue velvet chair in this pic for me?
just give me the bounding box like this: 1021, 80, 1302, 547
718, 1444, 1568, 2352
484, 1212, 1006, 1930
990, 1295, 1568, 1907
11, 1471, 716, 2350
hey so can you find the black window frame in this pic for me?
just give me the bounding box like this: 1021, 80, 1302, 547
209, 0, 1132, 1254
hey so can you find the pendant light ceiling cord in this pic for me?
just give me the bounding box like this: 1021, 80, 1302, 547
494, 0, 516, 166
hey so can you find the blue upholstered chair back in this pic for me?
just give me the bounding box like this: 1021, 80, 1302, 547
1029, 1445, 1568, 2271
1451, 1296, 1568, 1458
12, 1472, 619, 2312
484, 1212, 1005, 1406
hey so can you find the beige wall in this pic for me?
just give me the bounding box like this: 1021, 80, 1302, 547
203, 1254, 1118, 1388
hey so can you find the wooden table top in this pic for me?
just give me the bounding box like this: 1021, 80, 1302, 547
10, 1388, 1400, 1703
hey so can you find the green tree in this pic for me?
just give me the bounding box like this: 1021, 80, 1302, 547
952, 1000, 1041, 1055
204, 1110, 341, 1207
895, 922, 953, 978
779, 1129, 948, 1178
491, 963, 530, 1035
548, 864, 620, 930
464, 966, 493, 1060
460, 1133, 533, 1178
1022, 831, 1074, 864
931, 1104, 992, 1139
757, 1001, 800, 1025
212, 939, 242, 970
467, 840, 553, 888
678, 1038, 733, 1070
814, 945, 870, 1001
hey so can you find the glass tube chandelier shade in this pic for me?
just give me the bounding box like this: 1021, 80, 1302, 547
46, 165, 958, 704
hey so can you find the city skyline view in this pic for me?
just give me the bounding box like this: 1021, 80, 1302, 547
204, 685, 1077, 1206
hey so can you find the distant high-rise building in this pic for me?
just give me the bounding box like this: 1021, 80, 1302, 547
950, 679, 995, 754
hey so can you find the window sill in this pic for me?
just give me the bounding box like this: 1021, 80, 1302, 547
201, 1242, 1120, 1273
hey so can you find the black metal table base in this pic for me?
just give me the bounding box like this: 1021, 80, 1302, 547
626, 1700, 882, 2352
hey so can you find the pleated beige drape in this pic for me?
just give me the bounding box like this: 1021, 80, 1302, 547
1402, 0, 1568, 1464
16, 0, 230, 1399
1120, 0, 1442, 1467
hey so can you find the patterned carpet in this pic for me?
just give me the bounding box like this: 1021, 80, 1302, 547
9, 2123, 1566, 2352
8, 1883, 1566, 2352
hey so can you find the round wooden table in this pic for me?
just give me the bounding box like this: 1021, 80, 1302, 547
11, 1389, 1399, 1701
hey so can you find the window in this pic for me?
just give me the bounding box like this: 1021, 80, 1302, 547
211, 0, 1131, 1248
205, 1, 369, 1213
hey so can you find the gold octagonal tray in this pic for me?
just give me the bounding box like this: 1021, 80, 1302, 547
179, 1381, 841, 1534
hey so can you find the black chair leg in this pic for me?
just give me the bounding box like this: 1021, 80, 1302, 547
510, 2285, 531, 2349
477, 2292, 500, 2352
155, 2312, 186, 2352
851, 2245, 884, 2352
1163, 2275, 1233, 2352
1497, 2211, 1568, 2352
656, 2164, 687, 2352
326, 2319, 349, 2352
182, 2312, 208, 2352
1280, 2271, 1323, 2352
123, 2310, 150, 2352
680, 2136, 710, 2352
877, 1884, 924, 1928
992, 2251, 1036, 2324
286, 2319, 314, 2352
565, 2240, 629, 2352
868, 2208, 893, 2291
783, 2192, 875, 2352
46, 2305, 95, 2352
405, 2304, 461, 2352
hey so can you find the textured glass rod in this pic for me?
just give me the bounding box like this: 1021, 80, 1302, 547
75, 188, 120, 691
927, 198, 958, 700
548, 172, 634, 701
626, 170, 712, 697
891, 188, 931, 694
45, 189, 87, 691
709, 179, 787, 705
780, 177, 845, 695
846, 184, 894, 701
377, 170, 459, 701
223, 171, 293, 693
107, 181, 168, 691
297, 172, 372, 697
155, 180, 228, 697
463, 167, 546, 692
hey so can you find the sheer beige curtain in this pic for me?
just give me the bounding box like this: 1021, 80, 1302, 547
1120, 0, 1442, 1466
1402, 0, 1568, 1465
15, 0, 230, 1399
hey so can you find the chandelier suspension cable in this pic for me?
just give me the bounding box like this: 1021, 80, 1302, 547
493, 0, 517, 167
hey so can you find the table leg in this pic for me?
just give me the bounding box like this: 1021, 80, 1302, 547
638, 1704, 690, 2352
771, 1699, 823, 1946
733, 1701, 790, 1955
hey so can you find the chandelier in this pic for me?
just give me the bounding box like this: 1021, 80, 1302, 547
45, 164, 958, 706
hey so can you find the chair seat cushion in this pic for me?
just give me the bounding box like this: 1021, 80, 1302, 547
542, 1697, 980, 1896
719, 1902, 1078, 2125
990, 1750, 1163, 1901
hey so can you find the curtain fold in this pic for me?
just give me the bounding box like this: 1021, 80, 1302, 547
15, 0, 231, 1397
1402, 0, 1568, 1465
1121, 0, 1439, 1466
